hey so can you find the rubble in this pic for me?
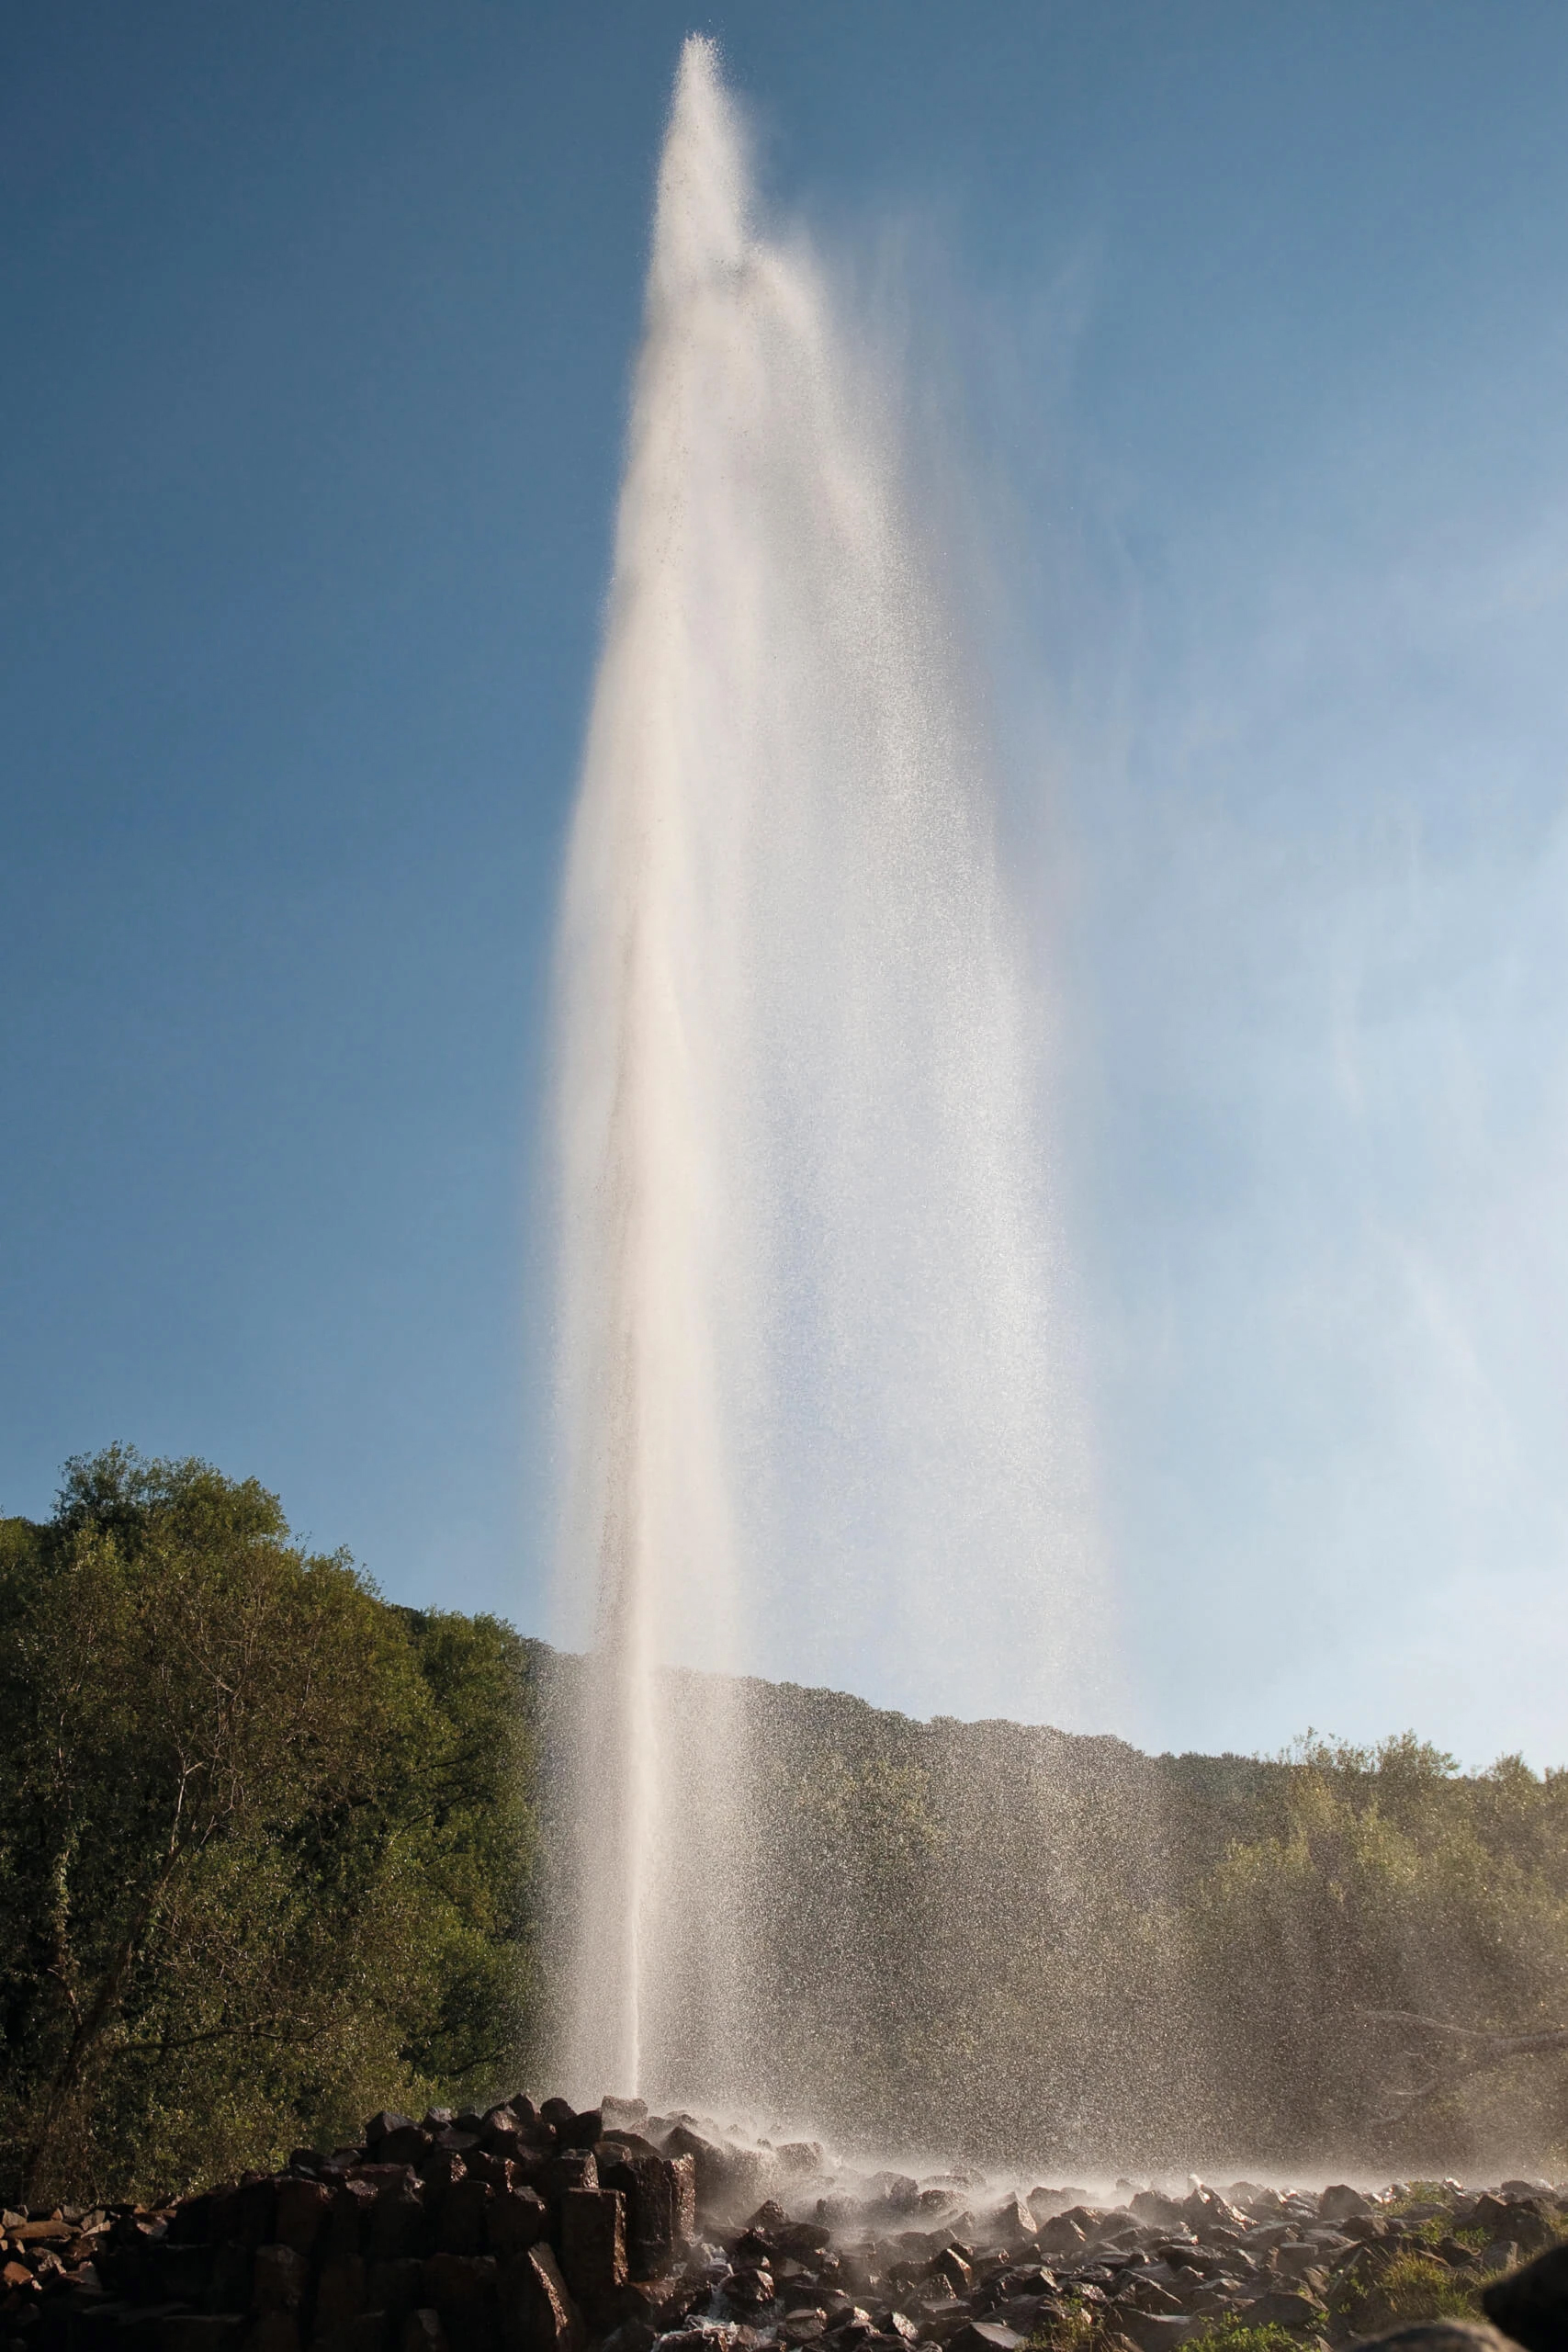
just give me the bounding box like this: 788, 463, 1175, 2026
2, 2101, 1565, 2352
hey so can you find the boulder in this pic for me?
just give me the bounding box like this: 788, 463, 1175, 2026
1482, 2239, 1568, 2352
947, 2324, 1026, 2352
593, 2148, 694, 2275
501, 2241, 584, 2352
251, 2243, 310, 2313
400, 2315, 450, 2352
490, 2188, 550, 2261
273, 2177, 332, 2254
558, 2186, 628, 2320
1320, 2183, 1371, 2222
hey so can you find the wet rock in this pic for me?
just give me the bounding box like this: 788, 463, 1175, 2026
1035, 2213, 1087, 2256
500, 2241, 584, 2352
1319, 2183, 1371, 2222
926, 2247, 974, 2297
946, 2321, 1026, 2352
1129, 2194, 1187, 2231
491, 2187, 551, 2261
558, 2185, 628, 2322
1240, 2285, 1324, 2329
595, 2148, 695, 2275
984, 2196, 1037, 2248
1482, 2239, 1568, 2352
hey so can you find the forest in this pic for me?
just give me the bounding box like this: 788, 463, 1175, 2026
3, 1451, 1564, 2206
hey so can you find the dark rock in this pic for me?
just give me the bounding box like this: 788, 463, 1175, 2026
1036, 2214, 1087, 2256
1114, 2318, 1191, 2352
500, 2242, 583, 2352
423, 2249, 500, 2346
436, 2177, 493, 2256
984, 2196, 1037, 2248
371, 2184, 433, 2263
1482, 2239, 1568, 2352
273, 2177, 333, 2254
1241, 2286, 1324, 2328
1320, 2183, 1371, 2222
558, 2109, 604, 2152
251, 2243, 310, 2313
316, 2254, 368, 2334
366, 2114, 418, 2149
600, 2098, 649, 2133
595, 2149, 695, 2277
946, 2323, 1025, 2352
400, 2314, 450, 2352
367, 2257, 426, 2326
237, 2179, 277, 2253
927, 2248, 974, 2296
558, 2186, 627, 2319
491, 2188, 550, 2261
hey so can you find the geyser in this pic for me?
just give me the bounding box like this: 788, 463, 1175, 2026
553, 37, 1100, 2116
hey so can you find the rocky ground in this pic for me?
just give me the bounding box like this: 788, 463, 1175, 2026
3, 2093, 1565, 2352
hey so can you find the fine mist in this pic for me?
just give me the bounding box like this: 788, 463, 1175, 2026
550, 39, 1103, 2118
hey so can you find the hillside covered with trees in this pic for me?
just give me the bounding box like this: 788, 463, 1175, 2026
3, 1450, 1565, 2205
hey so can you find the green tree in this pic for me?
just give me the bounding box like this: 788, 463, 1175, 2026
0, 1447, 537, 2206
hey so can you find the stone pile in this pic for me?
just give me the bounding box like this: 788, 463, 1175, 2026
2, 2095, 1566, 2352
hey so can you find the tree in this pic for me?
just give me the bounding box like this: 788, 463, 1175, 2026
0, 1448, 537, 2206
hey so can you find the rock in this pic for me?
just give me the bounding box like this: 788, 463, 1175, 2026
273, 2177, 333, 2254
985, 2194, 1037, 2247
423, 2249, 500, 2342
594, 2148, 695, 2275
1240, 2286, 1325, 2328
927, 2247, 974, 2296
501, 2241, 584, 2352
371, 2185, 432, 2263
316, 2255, 368, 2331
947, 2323, 1026, 2352
1348, 2329, 1508, 2352
434, 2175, 494, 2256
400, 2315, 450, 2352
252, 2243, 310, 2312
1482, 2239, 1568, 2352
558, 2185, 627, 2318
1115, 2318, 1192, 2352
366, 2113, 418, 2149
245, 2317, 303, 2352
366, 2256, 426, 2326
1129, 2194, 1187, 2230
1319, 2183, 1371, 2222
380, 2127, 435, 2166
1036, 2214, 1087, 2256
490, 2188, 550, 2261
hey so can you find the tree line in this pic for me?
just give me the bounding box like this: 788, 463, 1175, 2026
4, 1447, 1565, 2205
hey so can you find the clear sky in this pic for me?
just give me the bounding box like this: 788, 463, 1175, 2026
4, 2, 1565, 1766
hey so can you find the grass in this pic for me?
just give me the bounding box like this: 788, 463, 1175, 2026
1179, 2327, 1303, 2352
1331, 2250, 1485, 2334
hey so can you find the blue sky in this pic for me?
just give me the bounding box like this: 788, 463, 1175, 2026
4, 2, 1565, 1764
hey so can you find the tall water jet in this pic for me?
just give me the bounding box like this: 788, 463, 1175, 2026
553, 37, 1103, 2118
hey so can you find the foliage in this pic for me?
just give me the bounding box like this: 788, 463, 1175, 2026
1330, 2250, 1483, 2334
0, 1449, 538, 2206
1178, 2327, 1301, 2352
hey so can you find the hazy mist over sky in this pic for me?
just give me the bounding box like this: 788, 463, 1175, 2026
4, 3, 1566, 1766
